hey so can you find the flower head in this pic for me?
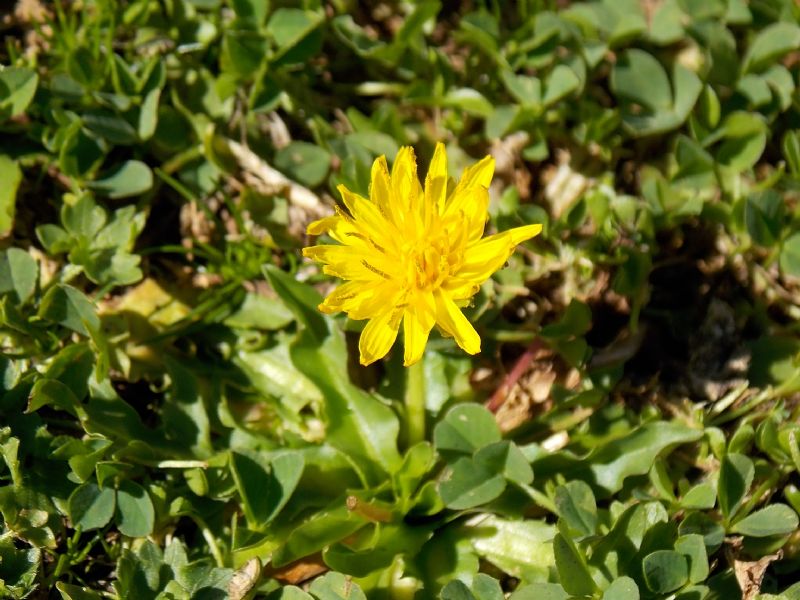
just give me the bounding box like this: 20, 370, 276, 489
303, 143, 542, 366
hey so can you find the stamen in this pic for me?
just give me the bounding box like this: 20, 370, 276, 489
362, 260, 390, 279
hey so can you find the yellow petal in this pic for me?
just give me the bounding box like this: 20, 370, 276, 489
359, 305, 402, 365
370, 155, 399, 226
307, 215, 339, 236
306, 211, 368, 247
425, 142, 448, 215
392, 147, 418, 209
338, 185, 398, 251
442, 187, 490, 241
507, 223, 543, 245
403, 292, 436, 366
320, 280, 373, 314
303, 245, 398, 281
457, 224, 542, 282
347, 282, 403, 321
442, 277, 481, 301
434, 290, 480, 355
392, 147, 423, 235
454, 155, 494, 194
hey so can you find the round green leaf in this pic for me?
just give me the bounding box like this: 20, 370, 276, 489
474, 440, 533, 485
731, 504, 799, 537
439, 457, 506, 510
553, 532, 596, 596
718, 453, 754, 519
68, 482, 116, 531
274, 142, 331, 188
433, 404, 501, 455
611, 49, 672, 111
602, 576, 639, 600
744, 190, 784, 247
87, 160, 153, 199
0, 247, 37, 304
780, 232, 800, 278
642, 550, 689, 593
555, 480, 597, 537
0, 67, 38, 117
115, 480, 155, 537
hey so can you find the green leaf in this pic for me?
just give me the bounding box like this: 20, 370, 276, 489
508, 583, 568, 600
469, 516, 555, 582
138, 88, 160, 140
62, 194, 106, 238
27, 377, 82, 415
555, 480, 597, 537
433, 404, 501, 456
553, 531, 596, 595
681, 483, 716, 510
783, 131, 800, 178
266, 9, 323, 62
392, 441, 435, 503
224, 293, 294, 330
612, 49, 672, 111
87, 160, 154, 199
115, 540, 165, 598
0, 248, 37, 304
611, 50, 701, 136
743, 22, 800, 74
115, 480, 155, 537
745, 190, 784, 247
439, 456, 506, 509
274, 142, 331, 188
780, 233, 800, 278
543, 65, 580, 106
265, 265, 401, 483
535, 421, 702, 496
716, 112, 767, 171
0, 67, 38, 118
718, 453, 754, 519
68, 482, 116, 531
470, 574, 504, 600
38, 284, 100, 336
235, 347, 323, 412
0, 155, 21, 236
56, 582, 104, 599
501, 71, 541, 107
230, 451, 304, 529
474, 440, 533, 485
675, 534, 709, 584
270, 588, 314, 600
222, 30, 267, 76
440, 579, 475, 600
59, 124, 104, 178
307, 571, 366, 600
602, 577, 639, 600
540, 299, 592, 338
0, 537, 40, 598
324, 522, 431, 578
731, 504, 799, 537
83, 110, 138, 145
642, 550, 689, 593
231, 0, 269, 25
678, 512, 725, 552
441, 88, 494, 117
263, 264, 327, 341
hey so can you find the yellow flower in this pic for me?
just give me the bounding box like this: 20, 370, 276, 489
303, 143, 542, 366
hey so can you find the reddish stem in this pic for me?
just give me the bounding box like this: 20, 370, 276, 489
485, 338, 548, 413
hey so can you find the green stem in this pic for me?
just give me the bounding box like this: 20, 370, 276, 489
405, 358, 426, 446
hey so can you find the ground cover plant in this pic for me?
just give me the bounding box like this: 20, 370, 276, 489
2, 0, 800, 597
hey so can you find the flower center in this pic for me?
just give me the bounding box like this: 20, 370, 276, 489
403, 232, 458, 291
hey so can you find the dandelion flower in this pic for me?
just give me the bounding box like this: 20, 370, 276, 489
303, 143, 542, 366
